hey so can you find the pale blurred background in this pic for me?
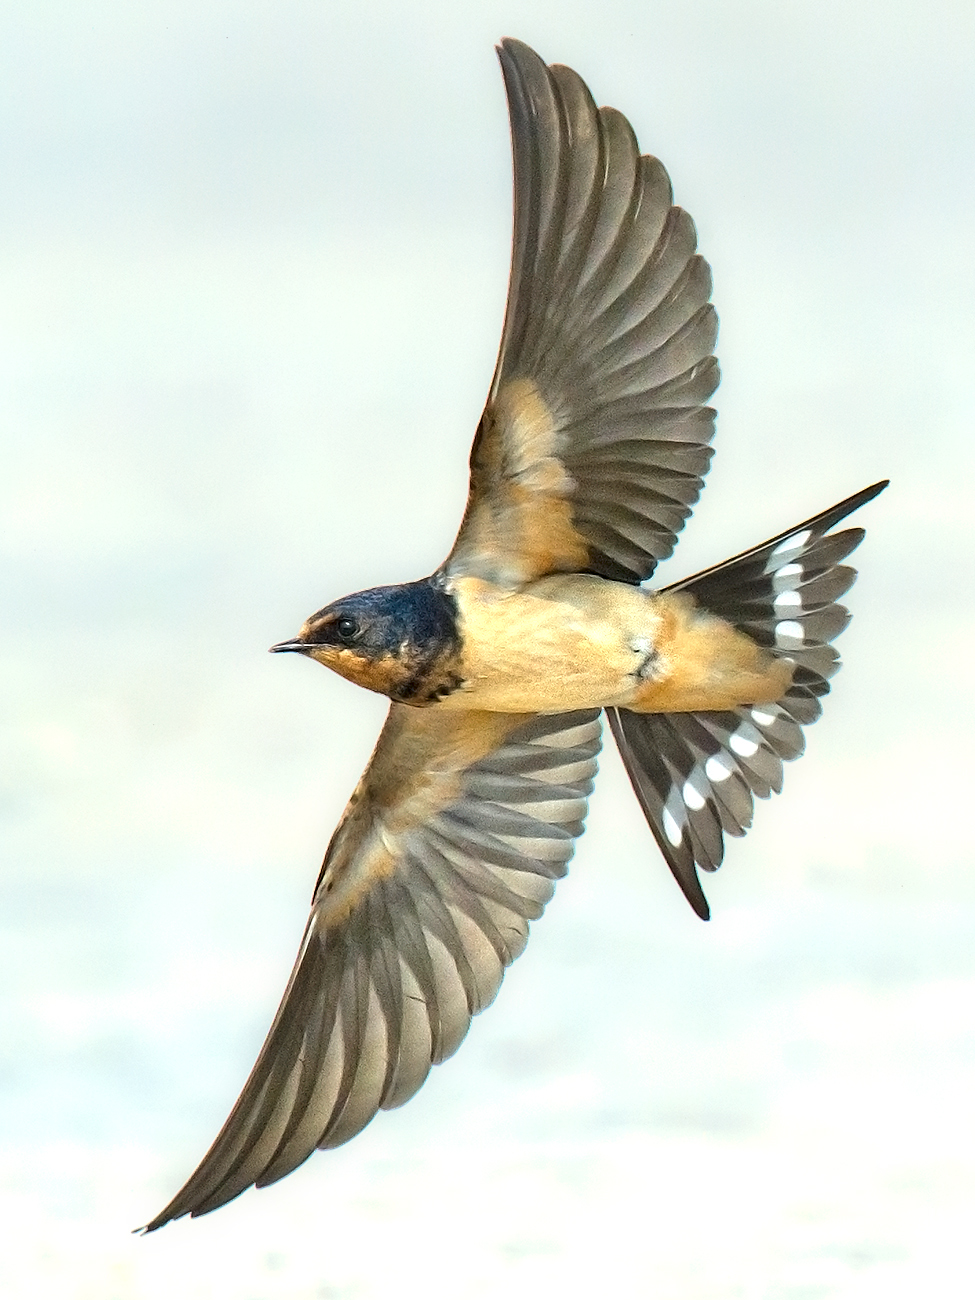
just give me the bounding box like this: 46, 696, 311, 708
2, 2, 973, 1297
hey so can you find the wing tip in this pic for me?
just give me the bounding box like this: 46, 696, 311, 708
135, 1211, 171, 1236
496, 36, 542, 74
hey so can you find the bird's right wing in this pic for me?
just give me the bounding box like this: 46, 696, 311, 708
144, 704, 601, 1230
443, 38, 718, 588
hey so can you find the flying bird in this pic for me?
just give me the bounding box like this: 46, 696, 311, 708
144, 37, 886, 1230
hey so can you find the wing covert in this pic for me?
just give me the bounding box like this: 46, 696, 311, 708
444, 38, 718, 588
144, 706, 601, 1229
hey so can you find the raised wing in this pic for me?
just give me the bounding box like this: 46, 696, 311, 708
444, 37, 718, 588
608, 482, 887, 918
144, 706, 601, 1229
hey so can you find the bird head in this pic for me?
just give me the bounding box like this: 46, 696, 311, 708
270, 578, 463, 706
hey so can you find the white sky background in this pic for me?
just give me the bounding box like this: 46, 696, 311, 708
2, 1, 974, 1296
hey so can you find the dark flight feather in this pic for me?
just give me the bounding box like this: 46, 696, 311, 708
444, 38, 718, 587
143, 709, 601, 1229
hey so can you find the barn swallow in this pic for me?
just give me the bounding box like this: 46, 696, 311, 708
143, 38, 886, 1230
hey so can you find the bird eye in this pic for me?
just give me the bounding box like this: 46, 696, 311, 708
335, 616, 359, 644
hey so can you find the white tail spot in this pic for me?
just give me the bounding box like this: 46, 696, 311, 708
751, 707, 777, 727
730, 730, 760, 758
774, 590, 802, 610
775, 619, 804, 648
771, 529, 812, 559
662, 807, 683, 847
705, 754, 734, 782
682, 778, 706, 812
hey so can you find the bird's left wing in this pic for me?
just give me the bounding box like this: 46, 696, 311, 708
144, 705, 601, 1229
443, 38, 718, 588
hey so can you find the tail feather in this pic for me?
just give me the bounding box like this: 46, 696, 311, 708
608, 480, 887, 919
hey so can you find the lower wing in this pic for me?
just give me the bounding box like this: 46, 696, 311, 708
143, 705, 602, 1229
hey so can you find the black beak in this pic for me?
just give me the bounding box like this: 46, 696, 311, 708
269, 639, 310, 654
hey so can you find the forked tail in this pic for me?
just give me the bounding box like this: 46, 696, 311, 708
608, 480, 888, 919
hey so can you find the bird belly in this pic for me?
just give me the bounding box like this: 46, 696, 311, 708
442, 573, 791, 714
442, 574, 651, 712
